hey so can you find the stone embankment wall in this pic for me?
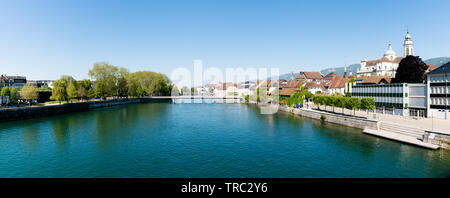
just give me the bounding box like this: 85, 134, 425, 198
279, 106, 379, 130
424, 131, 450, 150
0, 98, 152, 123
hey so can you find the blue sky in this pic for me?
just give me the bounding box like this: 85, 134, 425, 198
1, 0, 449, 80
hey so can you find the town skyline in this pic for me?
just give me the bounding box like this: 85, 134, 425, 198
1, 0, 450, 81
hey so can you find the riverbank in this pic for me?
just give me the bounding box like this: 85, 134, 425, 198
0, 98, 153, 123
278, 105, 447, 150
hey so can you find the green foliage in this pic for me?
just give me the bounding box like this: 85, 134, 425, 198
89, 62, 129, 98
77, 86, 87, 100
67, 82, 78, 101
392, 56, 428, 83
244, 95, 250, 102
87, 88, 95, 98
287, 91, 304, 107
50, 79, 68, 104
335, 97, 348, 109
303, 90, 313, 100
313, 95, 373, 116
347, 97, 361, 115
20, 83, 39, 105
78, 79, 93, 100
360, 98, 375, 111
9, 87, 21, 104
94, 81, 108, 99
37, 86, 52, 91
126, 71, 171, 97
1, 86, 10, 96
320, 115, 326, 121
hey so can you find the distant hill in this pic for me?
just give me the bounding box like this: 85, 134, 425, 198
424, 57, 450, 67
319, 64, 360, 77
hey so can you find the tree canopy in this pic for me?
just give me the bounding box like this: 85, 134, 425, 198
20, 83, 39, 105
392, 56, 428, 83
1, 87, 10, 96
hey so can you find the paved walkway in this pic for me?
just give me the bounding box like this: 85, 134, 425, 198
363, 128, 439, 150
306, 103, 450, 135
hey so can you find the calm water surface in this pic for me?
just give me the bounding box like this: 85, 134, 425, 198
1, 101, 450, 178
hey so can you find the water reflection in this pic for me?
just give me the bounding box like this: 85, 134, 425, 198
22, 124, 39, 151
94, 103, 168, 148
279, 111, 377, 157
51, 117, 71, 147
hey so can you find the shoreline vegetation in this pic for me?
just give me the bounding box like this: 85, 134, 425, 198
0, 62, 175, 108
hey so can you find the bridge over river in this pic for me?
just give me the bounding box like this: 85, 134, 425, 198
148, 96, 243, 99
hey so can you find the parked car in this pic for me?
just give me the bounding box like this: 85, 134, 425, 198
293, 103, 303, 108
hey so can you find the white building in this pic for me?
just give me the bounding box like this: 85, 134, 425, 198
351, 83, 427, 117
427, 62, 450, 120
357, 31, 414, 78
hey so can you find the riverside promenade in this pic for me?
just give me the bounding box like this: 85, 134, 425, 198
283, 104, 445, 150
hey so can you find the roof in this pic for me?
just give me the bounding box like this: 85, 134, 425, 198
279, 88, 300, 97
427, 62, 450, 75
285, 79, 304, 88
362, 57, 403, 66
304, 82, 325, 90
215, 82, 234, 90
358, 76, 392, 84
323, 72, 340, 81
296, 72, 323, 80
427, 63, 437, 72
329, 76, 349, 88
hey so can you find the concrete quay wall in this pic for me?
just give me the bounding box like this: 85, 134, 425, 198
0, 98, 152, 123
279, 106, 379, 130
424, 131, 450, 150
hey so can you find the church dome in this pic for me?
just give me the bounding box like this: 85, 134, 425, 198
384, 43, 396, 57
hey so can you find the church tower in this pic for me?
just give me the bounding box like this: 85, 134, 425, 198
404, 30, 414, 56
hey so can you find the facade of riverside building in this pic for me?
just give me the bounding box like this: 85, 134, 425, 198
351, 83, 427, 117
427, 62, 450, 119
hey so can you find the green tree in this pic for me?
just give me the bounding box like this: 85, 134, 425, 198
89, 62, 128, 99
335, 97, 348, 114
66, 82, 78, 102
1, 86, 10, 96
94, 81, 108, 100
360, 98, 376, 118
303, 90, 313, 101
87, 89, 95, 98
50, 79, 68, 104
313, 96, 324, 110
117, 76, 128, 98
77, 86, 87, 101
10, 87, 21, 104
392, 56, 428, 83
79, 79, 93, 100
328, 96, 338, 112
346, 97, 361, 116
20, 83, 39, 106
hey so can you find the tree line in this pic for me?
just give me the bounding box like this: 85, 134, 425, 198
1, 85, 42, 105
313, 95, 375, 117
51, 62, 174, 104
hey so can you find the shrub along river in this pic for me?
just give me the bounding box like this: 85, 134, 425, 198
0, 101, 449, 177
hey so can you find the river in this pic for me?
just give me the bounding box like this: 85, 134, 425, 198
0, 101, 449, 177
